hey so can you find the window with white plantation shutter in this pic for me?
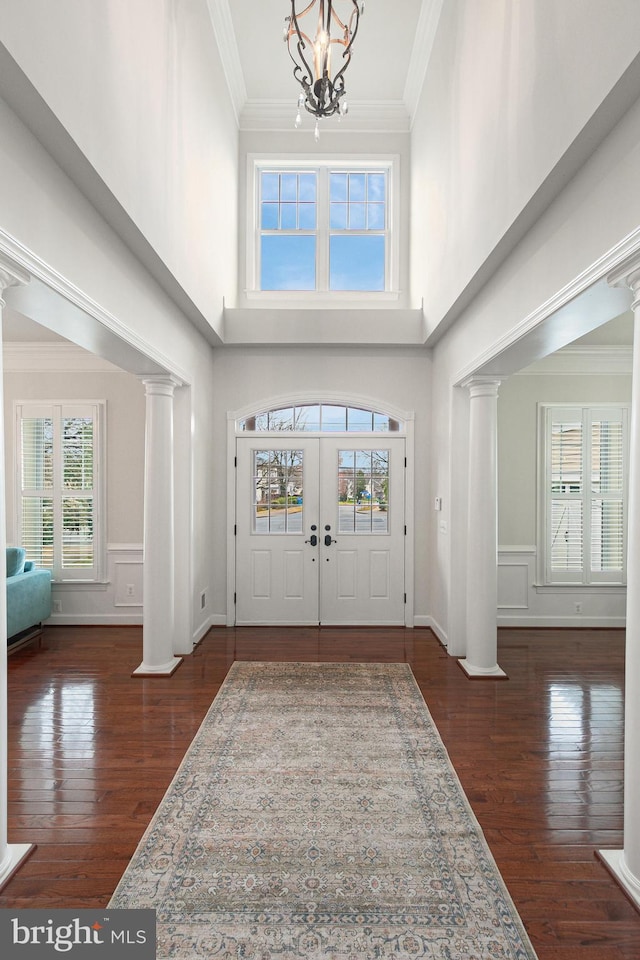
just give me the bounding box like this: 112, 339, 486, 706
541, 405, 628, 585
16, 403, 104, 582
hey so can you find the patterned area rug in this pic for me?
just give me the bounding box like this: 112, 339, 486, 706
110, 662, 538, 959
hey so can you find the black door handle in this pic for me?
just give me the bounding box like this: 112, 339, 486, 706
306, 534, 318, 546
324, 534, 336, 546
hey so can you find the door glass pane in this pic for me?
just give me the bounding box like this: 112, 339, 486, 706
338, 449, 389, 533
253, 450, 303, 534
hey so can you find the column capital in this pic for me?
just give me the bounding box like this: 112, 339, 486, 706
460, 376, 501, 398
140, 374, 183, 397
0, 254, 30, 300
607, 253, 640, 306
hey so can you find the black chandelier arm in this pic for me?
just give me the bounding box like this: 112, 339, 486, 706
287, 28, 316, 93
286, 0, 362, 121
295, 0, 317, 18
329, 2, 360, 95
329, 2, 347, 32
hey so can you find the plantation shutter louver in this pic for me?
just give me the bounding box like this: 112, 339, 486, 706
544, 405, 628, 585
20, 417, 54, 569
550, 420, 583, 574
17, 403, 102, 581
591, 419, 625, 574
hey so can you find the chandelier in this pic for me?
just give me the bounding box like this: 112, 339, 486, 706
284, 1, 364, 133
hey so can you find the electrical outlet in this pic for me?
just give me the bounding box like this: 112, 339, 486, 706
52, 599, 62, 614
126, 584, 135, 598
575, 601, 582, 614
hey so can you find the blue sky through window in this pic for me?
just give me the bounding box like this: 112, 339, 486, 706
259, 166, 388, 293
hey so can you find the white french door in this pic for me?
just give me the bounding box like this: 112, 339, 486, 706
235, 436, 405, 625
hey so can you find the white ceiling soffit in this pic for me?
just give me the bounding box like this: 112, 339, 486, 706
207, 0, 443, 133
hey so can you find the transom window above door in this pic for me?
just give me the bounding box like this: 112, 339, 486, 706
246, 156, 399, 299
238, 403, 401, 433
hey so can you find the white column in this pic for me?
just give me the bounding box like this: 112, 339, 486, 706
0, 260, 35, 890
598, 261, 640, 907
459, 377, 506, 679
133, 376, 183, 677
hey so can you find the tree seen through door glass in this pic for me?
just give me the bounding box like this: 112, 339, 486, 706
338, 450, 389, 533
253, 449, 304, 533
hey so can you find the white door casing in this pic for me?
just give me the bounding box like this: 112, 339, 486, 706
235, 436, 406, 625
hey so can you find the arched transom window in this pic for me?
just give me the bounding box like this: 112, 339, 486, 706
238, 403, 401, 433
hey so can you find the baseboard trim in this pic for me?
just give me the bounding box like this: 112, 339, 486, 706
497, 615, 626, 628
193, 617, 213, 646
422, 616, 448, 648
412, 615, 431, 628
45, 614, 143, 626
209, 614, 228, 626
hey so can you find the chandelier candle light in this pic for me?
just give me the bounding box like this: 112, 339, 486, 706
284, 0, 364, 139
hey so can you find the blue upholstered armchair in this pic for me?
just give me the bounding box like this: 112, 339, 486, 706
6, 547, 52, 652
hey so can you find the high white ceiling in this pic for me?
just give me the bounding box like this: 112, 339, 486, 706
209, 0, 441, 130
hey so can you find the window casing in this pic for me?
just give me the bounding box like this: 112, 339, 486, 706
538, 404, 629, 585
16, 402, 105, 582
247, 155, 399, 299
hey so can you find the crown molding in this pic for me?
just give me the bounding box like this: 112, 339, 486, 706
206, 0, 247, 125
0, 227, 191, 383
454, 224, 640, 384
239, 99, 411, 133
516, 344, 633, 376
404, 0, 444, 126
3, 342, 127, 374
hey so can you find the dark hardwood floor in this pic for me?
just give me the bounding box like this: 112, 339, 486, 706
2, 624, 639, 958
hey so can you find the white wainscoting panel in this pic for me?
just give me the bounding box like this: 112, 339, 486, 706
498, 546, 626, 627
48, 544, 143, 625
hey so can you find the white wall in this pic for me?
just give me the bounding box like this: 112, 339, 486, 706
0, 0, 238, 334
3, 363, 145, 546
210, 346, 432, 622
0, 87, 219, 644
497, 369, 632, 627
0, 0, 239, 644
413, 35, 640, 648
2, 353, 147, 624
237, 129, 412, 311
411, 0, 640, 332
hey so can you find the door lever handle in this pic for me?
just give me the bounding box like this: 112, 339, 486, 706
324, 534, 336, 546
305, 534, 318, 546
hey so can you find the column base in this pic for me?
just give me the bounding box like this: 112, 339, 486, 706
0, 843, 36, 893
458, 658, 508, 679
597, 849, 640, 912
132, 656, 183, 678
